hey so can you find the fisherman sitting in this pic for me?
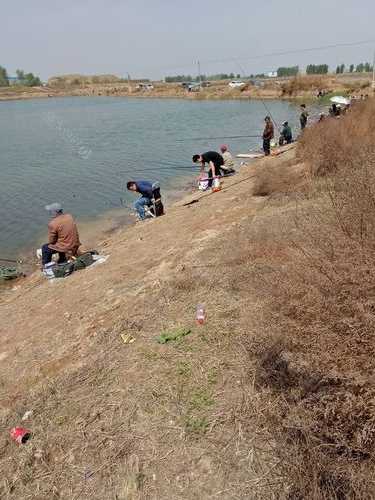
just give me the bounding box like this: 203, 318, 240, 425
42, 203, 81, 266
127, 180, 163, 220
278, 121, 293, 146
192, 151, 225, 187
219, 145, 236, 174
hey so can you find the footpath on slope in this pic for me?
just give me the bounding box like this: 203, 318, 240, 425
0, 147, 305, 499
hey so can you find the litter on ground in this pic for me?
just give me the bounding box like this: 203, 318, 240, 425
10, 427, 31, 444
120, 334, 136, 344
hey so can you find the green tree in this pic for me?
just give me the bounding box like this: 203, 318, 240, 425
349, 64, 354, 73
15, 69, 41, 86
277, 66, 299, 77
336, 65, 340, 74
0, 65, 9, 86
16, 69, 25, 81
356, 63, 364, 72
306, 64, 328, 75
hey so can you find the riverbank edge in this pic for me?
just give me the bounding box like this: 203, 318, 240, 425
0, 89, 325, 103
7, 172, 196, 276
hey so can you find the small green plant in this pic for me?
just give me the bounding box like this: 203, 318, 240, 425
184, 416, 209, 435
207, 367, 218, 386
176, 361, 191, 377
189, 388, 214, 410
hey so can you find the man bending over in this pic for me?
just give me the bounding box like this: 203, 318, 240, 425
127, 180, 156, 220
192, 151, 224, 186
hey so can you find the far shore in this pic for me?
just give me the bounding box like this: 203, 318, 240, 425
1, 73, 373, 103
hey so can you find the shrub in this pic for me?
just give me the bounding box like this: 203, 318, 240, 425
248, 98, 375, 498
281, 75, 330, 96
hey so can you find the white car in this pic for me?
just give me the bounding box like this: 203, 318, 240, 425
228, 80, 246, 88
136, 83, 154, 91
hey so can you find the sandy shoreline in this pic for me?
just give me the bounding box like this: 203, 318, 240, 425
2, 173, 196, 279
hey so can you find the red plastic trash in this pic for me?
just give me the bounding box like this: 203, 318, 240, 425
10, 427, 31, 444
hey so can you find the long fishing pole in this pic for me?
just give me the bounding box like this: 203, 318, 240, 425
0, 257, 23, 264
176, 134, 261, 142
260, 99, 281, 132
198, 172, 236, 182
116, 167, 195, 176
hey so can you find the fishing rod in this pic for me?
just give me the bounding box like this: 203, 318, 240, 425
0, 257, 23, 264
260, 99, 281, 132
116, 167, 195, 176
197, 172, 236, 182
176, 134, 262, 142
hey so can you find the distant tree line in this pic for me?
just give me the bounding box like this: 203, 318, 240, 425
0, 65, 41, 87
306, 64, 329, 75
165, 73, 242, 82
164, 60, 375, 83
15, 69, 41, 86
348, 62, 373, 73
277, 66, 299, 77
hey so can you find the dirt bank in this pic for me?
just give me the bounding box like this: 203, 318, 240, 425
2, 99, 375, 499
0, 147, 304, 499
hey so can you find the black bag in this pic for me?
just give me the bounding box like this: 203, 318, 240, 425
150, 199, 164, 217
52, 262, 75, 279
73, 252, 94, 271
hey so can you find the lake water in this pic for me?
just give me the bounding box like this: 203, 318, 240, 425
0, 96, 305, 257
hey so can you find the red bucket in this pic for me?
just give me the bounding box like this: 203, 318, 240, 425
10, 427, 31, 444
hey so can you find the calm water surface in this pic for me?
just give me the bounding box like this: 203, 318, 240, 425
0, 97, 307, 257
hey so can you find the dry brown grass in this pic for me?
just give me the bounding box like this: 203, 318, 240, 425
281, 75, 332, 96
244, 98, 375, 498
252, 155, 307, 197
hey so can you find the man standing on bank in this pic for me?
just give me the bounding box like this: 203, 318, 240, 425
300, 104, 309, 130
262, 116, 274, 156
192, 151, 225, 186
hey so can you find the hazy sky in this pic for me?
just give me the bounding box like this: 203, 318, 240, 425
1, 0, 375, 80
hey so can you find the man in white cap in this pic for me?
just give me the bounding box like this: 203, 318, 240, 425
42, 203, 81, 266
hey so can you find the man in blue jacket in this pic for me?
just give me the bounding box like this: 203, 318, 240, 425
127, 180, 154, 220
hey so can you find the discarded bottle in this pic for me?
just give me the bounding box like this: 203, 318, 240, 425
196, 304, 205, 325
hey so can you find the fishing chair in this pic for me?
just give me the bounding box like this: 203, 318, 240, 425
144, 182, 164, 218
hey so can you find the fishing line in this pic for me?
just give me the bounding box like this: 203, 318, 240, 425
260, 99, 281, 132
0, 257, 23, 264
197, 172, 236, 182
176, 134, 261, 142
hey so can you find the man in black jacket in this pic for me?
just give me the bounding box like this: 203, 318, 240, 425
192, 151, 225, 186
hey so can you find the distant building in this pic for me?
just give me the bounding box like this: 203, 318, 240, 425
8, 76, 20, 85
267, 71, 278, 78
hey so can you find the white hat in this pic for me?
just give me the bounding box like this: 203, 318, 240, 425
45, 202, 63, 213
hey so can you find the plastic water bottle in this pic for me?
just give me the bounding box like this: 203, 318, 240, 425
196, 304, 205, 325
